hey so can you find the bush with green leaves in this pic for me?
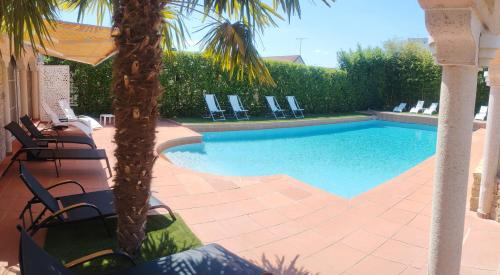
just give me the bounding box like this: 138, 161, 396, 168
47, 41, 489, 118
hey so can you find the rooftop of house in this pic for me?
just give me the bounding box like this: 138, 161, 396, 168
264, 55, 305, 64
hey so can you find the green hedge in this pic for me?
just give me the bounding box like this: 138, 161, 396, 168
46, 42, 490, 118
160, 54, 351, 117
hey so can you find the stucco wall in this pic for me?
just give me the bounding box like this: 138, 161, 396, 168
0, 44, 39, 162
0, 63, 5, 160
470, 160, 500, 222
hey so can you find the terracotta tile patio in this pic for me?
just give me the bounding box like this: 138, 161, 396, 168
1, 120, 499, 274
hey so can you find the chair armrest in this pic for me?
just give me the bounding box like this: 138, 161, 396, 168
46, 180, 86, 194
19, 147, 56, 159
64, 249, 135, 268
37, 203, 104, 227
52, 202, 103, 217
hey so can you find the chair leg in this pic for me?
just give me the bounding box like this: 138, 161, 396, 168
54, 160, 60, 177
105, 157, 112, 177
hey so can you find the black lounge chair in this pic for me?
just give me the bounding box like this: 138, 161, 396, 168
18, 164, 175, 235
2, 121, 111, 178
18, 226, 266, 275
20, 115, 96, 149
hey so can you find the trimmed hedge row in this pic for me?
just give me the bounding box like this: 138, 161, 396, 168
159, 54, 351, 117
46, 42, 489, 118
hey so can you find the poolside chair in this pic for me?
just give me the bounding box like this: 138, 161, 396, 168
265, 96, 286, 119
204, 94, 226, 121
58, 99, 103, 130
423, 102, 438, 115
393, 103, 407, 113
228, 95, 249, 120
2, 122, 111, 178
18, 226, 265, 275
286, 96, 305, 118
475, 106, 488, 120
18, 164, 175, 235
410, 101, 425, 113
20, 115, 96, 149
41, 101, 92, 137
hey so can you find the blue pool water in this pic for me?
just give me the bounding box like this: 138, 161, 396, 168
165, 120, 437, 198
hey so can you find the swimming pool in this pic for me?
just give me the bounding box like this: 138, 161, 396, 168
165, 120, 437, 198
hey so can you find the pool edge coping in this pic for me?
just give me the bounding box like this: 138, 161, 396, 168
155, 116, 443, 201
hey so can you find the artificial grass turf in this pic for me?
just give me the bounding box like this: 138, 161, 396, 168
43, 214, 202, 274
173, 112, 367, 124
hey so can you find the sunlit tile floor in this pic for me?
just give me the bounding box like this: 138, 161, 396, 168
0, 121, 498, 275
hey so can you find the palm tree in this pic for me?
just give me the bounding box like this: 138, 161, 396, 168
1, 0, 334, 254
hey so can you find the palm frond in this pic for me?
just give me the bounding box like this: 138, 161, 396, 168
60, 0, 112, 25
200, 20, 274, 85
161, 6, 189, 54
173, 0, 282, 31
0, 0, 58, 57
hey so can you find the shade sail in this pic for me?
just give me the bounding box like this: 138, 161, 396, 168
38, 21, 116, 66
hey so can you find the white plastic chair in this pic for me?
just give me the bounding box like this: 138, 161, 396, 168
423, 102, 438, 115
58, 99, 103, 130
475, 106, 488, 120
204, 94, 226, 121
410, 101, 425, 113
393, 103, 407, 113
286, 96, 304, 118
265, 96, 286, 119
41, 101, 92, 136
228, 95, 249, 120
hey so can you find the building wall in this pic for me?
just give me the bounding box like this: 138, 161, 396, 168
0, 60, 5, 160
0, 42, 39, 162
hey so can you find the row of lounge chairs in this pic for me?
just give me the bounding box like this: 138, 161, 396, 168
7, 119, 265, 274
204, 94, 305, 121
17, 164, 262, 274
1, 116, 110, 178
393, 101, 439, 115
41, 100, 103, 137
393, 101, 489, 120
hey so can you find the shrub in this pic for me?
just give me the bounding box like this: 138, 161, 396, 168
46, 42, 489, 118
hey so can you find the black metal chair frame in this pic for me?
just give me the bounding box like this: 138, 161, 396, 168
17, 225, 136, 275
20, 115, 96, 149
18, 164, 175, 236
2, 122, 111, 178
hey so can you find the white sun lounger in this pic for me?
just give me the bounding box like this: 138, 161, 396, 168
228, 95, 249, 120
204, 94, 226, 121
265, 96, 286, 119
58, 99, 103, 130
475, 106, 488, 120
423, 102, 438, 115
410, 101, 425, 113
41, 101, 92, 136
286, 96, 304, 118
393, 103, 407, 113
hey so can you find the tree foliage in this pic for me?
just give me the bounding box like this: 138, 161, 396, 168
52, 41, 490, 117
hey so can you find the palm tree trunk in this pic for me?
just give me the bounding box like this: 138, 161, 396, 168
111, 0, 163, 254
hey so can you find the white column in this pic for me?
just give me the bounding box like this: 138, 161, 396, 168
18, 65, 28, 116
31, 68, 40, 119
478, 64, 500, 217
419, 6, 482, 275
428, 65, 478, 275
1, 59, 12, 153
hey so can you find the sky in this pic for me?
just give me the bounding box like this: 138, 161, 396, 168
58, 0, 428, 68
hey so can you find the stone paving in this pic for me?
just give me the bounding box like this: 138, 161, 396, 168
1, 120, 499, 274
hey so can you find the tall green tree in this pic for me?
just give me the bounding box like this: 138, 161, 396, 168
1, 0, 334, 254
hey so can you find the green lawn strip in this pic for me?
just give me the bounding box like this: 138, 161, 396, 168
44, 214, 202, 275
173, 112, 368, 124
